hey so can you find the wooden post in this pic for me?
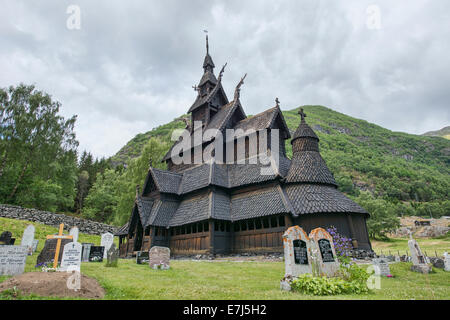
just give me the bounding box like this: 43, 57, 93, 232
45, 223, 73, 269
208, 219, 215, 255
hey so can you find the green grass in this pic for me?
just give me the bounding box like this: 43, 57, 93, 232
1, 217, 449, 300
371, 237, 450, 256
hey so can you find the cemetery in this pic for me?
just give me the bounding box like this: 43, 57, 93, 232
0, 216, 448, 300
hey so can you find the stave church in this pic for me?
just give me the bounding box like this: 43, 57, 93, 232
116, 36, 372, 257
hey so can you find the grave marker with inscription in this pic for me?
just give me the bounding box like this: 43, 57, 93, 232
408, 233, 432, 274
106, 243, 119, 267
89, 246, 105, 262
60, 242, 82, 272
69, 227, 79, 243
0, 245, 28, 275
101, 232, 114, 259
81, 243, 94, 262
444, 252, 450, 272
20, 225, 35, 255
149, 246, 170, 270
309, 227, 340, 277
282, 226, 312, 277
372, 258, 392, 276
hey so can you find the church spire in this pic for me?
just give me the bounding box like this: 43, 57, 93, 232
203, 34, 215, 72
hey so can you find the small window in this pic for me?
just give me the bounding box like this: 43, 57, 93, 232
248, 220, 255, 230
170, 228, 174, 236
214, 221, 219, 231
255, 219, 262, 229
176, 227, 180, 235
263, 218, 269, 228
181, 226, 185, 234
154, 227, 159, 237
271, 216, 278, 228
187, 225, 191, 234
145, 227, 150, 236
204, 222, 209, 232
240, 221, 247, 231
220, 222, 225, 232
226, 222, 230, 232
233, 223, 240, 232
192, 224, 197, 233
198, 223, 203, 233
278, 216, 285, 227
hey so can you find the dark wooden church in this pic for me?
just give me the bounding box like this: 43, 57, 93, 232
116, 37, 372, 257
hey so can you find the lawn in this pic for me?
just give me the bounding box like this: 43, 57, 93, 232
1, 217, 449, 300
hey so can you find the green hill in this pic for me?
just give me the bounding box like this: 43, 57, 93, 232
109, 105, 449, 214
423, 126, 450, 140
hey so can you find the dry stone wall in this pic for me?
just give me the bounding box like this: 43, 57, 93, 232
0, 204, 117, 235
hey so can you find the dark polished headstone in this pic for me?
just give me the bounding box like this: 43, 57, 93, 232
0, 231, 12, 245
36, 238, 72, 266
88, 246, 105, 262
136, 251, 149, 264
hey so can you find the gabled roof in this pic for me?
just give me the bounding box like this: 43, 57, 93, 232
146, 199, 179, 227
230, 185, 291, 221
233, 106, 291, 139
163, 99, 245, 161
285, 184, 368, 216
149, 168, 182, 193
115, 222, 129, 236
169, 189, 232, 227
188, 80, 228, 113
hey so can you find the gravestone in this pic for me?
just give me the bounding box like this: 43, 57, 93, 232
408, 234, 432, 274
444, 252, 450, 272
106, 243, 119, 267
36, 238, 72, 266
20, 225, 35, 255
149, 246, 170, 270
429, 257, 444, 269
372, 258, 392, 276
309, 227, 340, 277
81, 243, 94, 262
69, 227, 79, 243
101, 232, 114, 259
0, 231, 13, 245
0, 245, 28, 275
88, 246, 105, 262
282, 226, 312, 277
32, 240, 39, 253
136, 251, 149, 264
60, 242, 82, 272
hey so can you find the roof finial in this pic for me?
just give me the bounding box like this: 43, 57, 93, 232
275, 97, 280, 108
298, 108, 307, 122
218, 63, 227, 82
204, 30, 209, 55
234, 73, 247, 100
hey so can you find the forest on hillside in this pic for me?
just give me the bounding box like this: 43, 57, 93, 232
1, 84, 449, 239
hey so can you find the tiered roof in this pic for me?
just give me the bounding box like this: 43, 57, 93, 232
119, 42, 368, 234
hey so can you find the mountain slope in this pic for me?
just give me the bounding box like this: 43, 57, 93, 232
111, 105, 449, 203
423, 126, 450, 140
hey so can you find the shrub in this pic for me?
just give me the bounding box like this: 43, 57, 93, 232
291, 273, 369, 296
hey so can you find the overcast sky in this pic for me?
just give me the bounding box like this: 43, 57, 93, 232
1, 0, 449, 158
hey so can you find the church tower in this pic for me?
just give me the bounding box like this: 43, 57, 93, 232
188, 35, 228, 128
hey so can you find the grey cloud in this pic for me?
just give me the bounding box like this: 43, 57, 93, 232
0, 0, 449, 158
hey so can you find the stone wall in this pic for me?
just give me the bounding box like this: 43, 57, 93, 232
0, 204, 117, 235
